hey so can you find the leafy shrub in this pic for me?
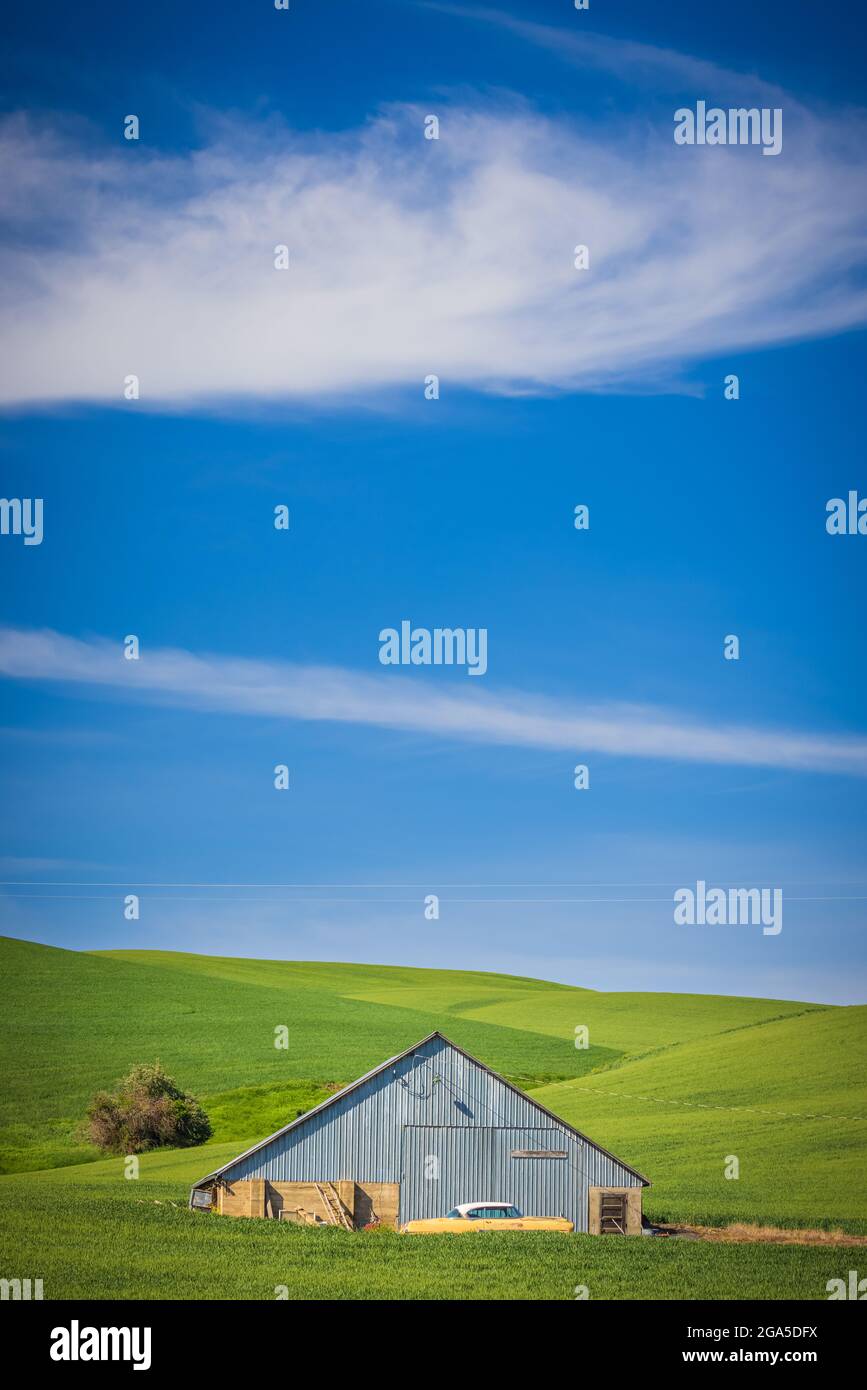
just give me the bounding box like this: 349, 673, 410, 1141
85, 1062, 212, 1154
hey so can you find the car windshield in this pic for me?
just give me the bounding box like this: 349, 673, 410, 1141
465, 1205, 522, 1219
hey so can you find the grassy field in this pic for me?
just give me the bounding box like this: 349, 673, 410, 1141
0, 935, 864, 1299
535, 1004, 867, 1230
0, 1168, 852, 1301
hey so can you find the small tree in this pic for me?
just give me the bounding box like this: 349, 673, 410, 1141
85, 1062, 212, 1154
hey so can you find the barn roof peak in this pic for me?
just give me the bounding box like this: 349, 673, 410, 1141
190, 1028, 649, 1190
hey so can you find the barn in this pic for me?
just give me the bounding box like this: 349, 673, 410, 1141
189, 1031, 649, 1233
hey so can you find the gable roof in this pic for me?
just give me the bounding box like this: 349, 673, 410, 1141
189, 1030, 650, 1192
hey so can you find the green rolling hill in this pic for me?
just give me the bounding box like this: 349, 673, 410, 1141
0, 935, 864, 1236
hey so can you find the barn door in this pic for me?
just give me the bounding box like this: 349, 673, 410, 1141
600, 1191, 628, 1234
400, 1126, 569, 1226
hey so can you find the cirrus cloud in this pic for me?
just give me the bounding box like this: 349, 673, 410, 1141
0, 625, 865, 777
1, 65, 867, 408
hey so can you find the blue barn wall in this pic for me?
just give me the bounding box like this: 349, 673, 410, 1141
199, 1035, 645, 1230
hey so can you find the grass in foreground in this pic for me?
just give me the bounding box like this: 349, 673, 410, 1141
0, 1176, 853, 1301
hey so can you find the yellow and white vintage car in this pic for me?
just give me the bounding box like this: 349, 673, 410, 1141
402, 1202, 574, 1234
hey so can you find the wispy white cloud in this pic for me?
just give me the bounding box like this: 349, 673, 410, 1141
426, 4, 792, 101
1, 626, 865, 776
1, 59, 866, 407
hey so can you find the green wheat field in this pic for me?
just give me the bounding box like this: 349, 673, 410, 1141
1, 935, 864, 1300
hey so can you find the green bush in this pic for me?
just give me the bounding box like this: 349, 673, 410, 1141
85, 1062, 212, 1155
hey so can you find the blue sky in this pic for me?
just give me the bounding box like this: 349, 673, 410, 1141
1, 0, 865, 1002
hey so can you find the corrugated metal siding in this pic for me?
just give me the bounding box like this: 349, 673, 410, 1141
401, 1127, 570, 1224
219, 1036, 640, 1229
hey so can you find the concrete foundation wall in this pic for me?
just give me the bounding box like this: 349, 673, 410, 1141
216, 1179, 400, 1228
